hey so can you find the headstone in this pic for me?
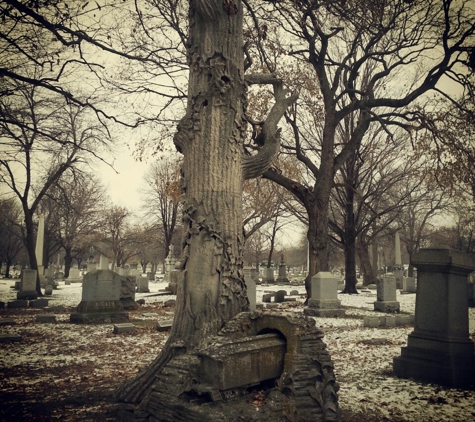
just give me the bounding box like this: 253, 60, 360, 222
157, 320, 173, 331
0, 334, 22, 343
393, 248, 475, 388
395, 315, 411, 326
0, 318, 16, 326
164, 245, 177, 282
403, 277, 416, 293
245, 276, 256, 311
363, 316, 380, 328
8, 300, 28, 308
137, 276, 150, 293
113, 323, 135, 334
44, 267, 55, 288
14, 281, 21, 290
274, 290, 287, 303
262, 293, 273, 303
120, 275, 139, 310
374, 273, 400, 312
304, 272, 345, 317
164, 299, 176, 307
17, 269, 38, 300
29, 299, 49, 308
44, 285, 53, 296
68, 267, 81, 280
265, 267, 275, 284
70, 269, 128, 323
36, 314, 56, 323
54, 271, 64, 280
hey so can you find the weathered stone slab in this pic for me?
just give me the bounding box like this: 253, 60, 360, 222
113, 323, 135, 334
289, 290, 299, 296
157, 320, 173, 331
70, 269, 128, 324
44, 285, 53, 296
380, 315, 396, 328
0, 318, 16, 326
29, 299, 49, 308
395, 315, 411, 326
136, 276, 150, 293
0, 333, 21, 343
364, 316, 380, 328
8, 300, 28, 309
374, 274, 400, 313
36, 314, 56, 323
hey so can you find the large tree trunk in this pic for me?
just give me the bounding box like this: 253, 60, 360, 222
63, 247, 72, 278
117, 0, 296, 406
358, 239, 376, 286
116, 0, 248, 404
23, 209, 41, 295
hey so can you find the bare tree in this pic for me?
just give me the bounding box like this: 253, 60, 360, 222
141, 155, 182, 259
0, 75, 111, 293
0, 198, 24, 278
241, 0, 475, 298
39, 173, 107, 277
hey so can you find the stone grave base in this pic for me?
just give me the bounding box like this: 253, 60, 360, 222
70, 300, 129, 323
117, 311, 340, 422
17, 290, 38, 300
374, 301, 400, 313
304, 299, 345, 317
393, 335, 475, 388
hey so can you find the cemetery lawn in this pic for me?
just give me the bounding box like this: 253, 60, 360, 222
1, 279, 475, 421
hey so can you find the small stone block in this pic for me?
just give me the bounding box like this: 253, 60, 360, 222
364, 316, 380, 328
380, 315, 396, 328
113, 323, 135, 334
8, 300, 28, 309
14, 281, 21, 290
0, 333, 21, 343
0, 318, 16, 326
156, 320, 173, 331
266, 303, 280, 309
262, 294, 273, 303
142, 313, 158, 317
36, 314, 56, 323
289, 290, 299, 296
395, 315, 411, 326
163, 299, 176, 307
275, 290, 287, 303
29, 299, 49, 308
136, 299, 145, 305
256, 304, 264, 309
44, 286, 53, 296
409, 314, 415, 324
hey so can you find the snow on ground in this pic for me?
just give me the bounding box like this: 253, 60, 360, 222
1, 278, 475, 421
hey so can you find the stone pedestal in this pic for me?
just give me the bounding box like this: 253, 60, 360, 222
70, 269, 128, 323
393, 248, 475, 388
17, 269, 38, 300
304, 272, 345, 317
374, 274, 400, 312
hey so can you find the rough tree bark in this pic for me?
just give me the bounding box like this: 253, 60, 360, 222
116, 0, 296, 405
